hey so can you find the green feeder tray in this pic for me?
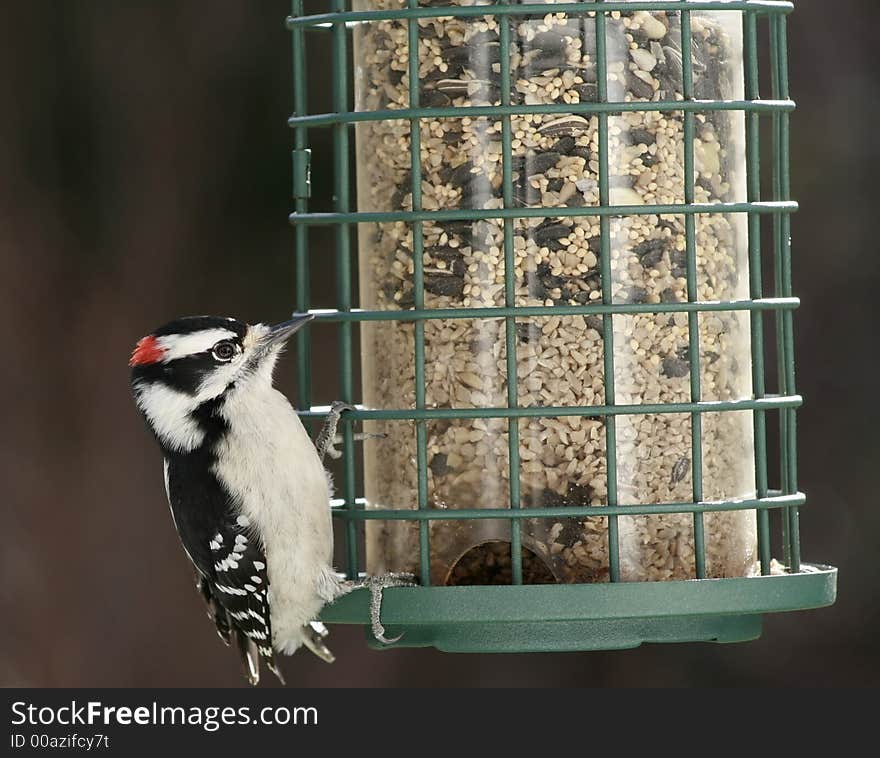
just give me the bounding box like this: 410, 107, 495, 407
289, 0, 837, 653
321, 565, 836, 652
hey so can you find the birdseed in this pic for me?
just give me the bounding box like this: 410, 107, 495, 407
355, 3, 758, 584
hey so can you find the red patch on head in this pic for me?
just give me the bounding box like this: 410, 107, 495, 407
129, 335, 165, 367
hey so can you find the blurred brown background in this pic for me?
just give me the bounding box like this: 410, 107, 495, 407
1, 0, 876, 687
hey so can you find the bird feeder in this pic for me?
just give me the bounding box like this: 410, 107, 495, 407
288, 0, 836, 652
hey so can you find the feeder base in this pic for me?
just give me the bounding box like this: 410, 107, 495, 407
367, 615, 764, 652
319, 564, 836, 654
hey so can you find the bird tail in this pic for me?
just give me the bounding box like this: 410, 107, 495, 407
265, 657, 287, 685
235, 631, 260, 686
233, 633, 287, 686
235, 621, 333, 683
197, 574, 232, 646
300, 621, 335, 663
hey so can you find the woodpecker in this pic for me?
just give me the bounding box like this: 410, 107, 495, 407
130, 314, 411, 685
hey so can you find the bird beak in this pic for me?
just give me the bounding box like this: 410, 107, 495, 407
262, 313, 314, 347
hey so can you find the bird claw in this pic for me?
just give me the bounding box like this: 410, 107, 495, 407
343, 572, 416, 645
315, 402, 384, 462
373, 630, 404, 645
323, 443, 343, 461
315, 401, 353, 463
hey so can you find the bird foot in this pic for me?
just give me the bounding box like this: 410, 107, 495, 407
315, 401, 384, 462
341, 573, 417, 644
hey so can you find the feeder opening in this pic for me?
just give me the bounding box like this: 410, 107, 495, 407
446, 541, 556, 586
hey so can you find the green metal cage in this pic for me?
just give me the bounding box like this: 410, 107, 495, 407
287, 0, 836, 653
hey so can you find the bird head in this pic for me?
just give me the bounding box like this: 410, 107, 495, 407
129, 314, 312, 452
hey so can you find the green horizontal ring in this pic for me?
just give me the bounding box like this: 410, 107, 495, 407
304, 297, 799, 323
328, 491, 805, 521
300, 394, 802, 421
289, 200, 798, 226
288, 99, 795, 129
286, 2, 794, 31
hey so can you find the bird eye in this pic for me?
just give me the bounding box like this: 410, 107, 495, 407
213, 341, 237, 361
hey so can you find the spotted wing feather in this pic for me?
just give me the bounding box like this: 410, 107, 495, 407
208, 519, 285, 683
164, 449, 284, 685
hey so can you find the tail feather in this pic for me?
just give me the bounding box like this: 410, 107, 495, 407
197, 575, 330, 685
197, 575, 232, 646
266, 656, 287, 685
300, 621, 336, 663
256, 642, 286, 685
235, 630, 260, 686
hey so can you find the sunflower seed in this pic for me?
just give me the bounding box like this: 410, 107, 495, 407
538, 116, 590, 137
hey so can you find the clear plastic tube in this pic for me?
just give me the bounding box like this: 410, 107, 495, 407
355, 2, 757, 584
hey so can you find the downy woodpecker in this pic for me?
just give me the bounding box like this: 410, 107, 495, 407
130, 314, 410, 684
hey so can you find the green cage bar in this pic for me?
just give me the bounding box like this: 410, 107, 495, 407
594, 5, 621, 584
288, 0, 836, 652
498, 0, 525, 586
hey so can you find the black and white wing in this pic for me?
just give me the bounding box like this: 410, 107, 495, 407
163, 452, 284, 685
207, 516, 285, 684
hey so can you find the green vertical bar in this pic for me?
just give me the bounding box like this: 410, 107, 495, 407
768, 14, 790, 570
770, 11, 797, 571
499, 4, 523, 585
291, 0, 312, 412
595, 7, 620, 582
407, 1, 431, 586
743, 11, 771, 575
332, 0, 358, 579
774, 15, 800, 572
680, 10, 706, 579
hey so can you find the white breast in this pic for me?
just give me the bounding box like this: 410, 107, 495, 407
213, 382, 339, 653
